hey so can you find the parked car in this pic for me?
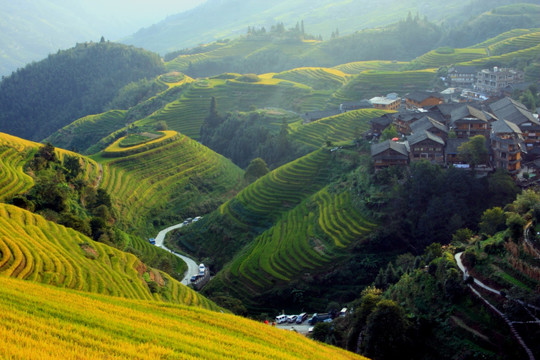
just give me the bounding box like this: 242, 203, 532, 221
287, 315, 297, 323
296, 313, 308, 324
193, 216, 202, 222
199, 264, 206, 275
275, 315, 288, 324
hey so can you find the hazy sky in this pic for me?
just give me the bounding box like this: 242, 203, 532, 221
82, 0, 208, 32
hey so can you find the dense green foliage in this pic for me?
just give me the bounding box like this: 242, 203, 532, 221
0, 41, 165, 141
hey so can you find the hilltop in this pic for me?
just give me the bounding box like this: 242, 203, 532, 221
0, 41, 164, 141
124, 0, 525, 55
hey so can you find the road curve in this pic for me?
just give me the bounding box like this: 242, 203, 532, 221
455, 252, 501, 295
154, 223, 200, 285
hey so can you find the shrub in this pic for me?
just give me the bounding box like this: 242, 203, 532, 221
237, 74, 261, 82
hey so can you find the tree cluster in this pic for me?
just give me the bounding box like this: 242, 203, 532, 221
0, 41, 165, 141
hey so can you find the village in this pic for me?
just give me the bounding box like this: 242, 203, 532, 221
305, 65, 540, 185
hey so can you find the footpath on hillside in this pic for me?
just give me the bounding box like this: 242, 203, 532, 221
455, 252, 536, 360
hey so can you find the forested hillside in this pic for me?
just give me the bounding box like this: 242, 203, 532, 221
0, 41, 164, 141
124, 0, 531, 55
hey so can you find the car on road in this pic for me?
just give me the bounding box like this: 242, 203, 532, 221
275, 315, 288, 324
190, 275, 201, 282
296, 313, 308, 324
193, 216, 202, 222
287, 315, 297, 323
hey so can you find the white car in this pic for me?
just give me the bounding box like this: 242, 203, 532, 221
275, 315, 288, 324
287, 315, 297, 323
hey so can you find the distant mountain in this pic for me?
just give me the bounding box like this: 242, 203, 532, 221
0, 0, 203, 77
0, 41, 164, 141
123, 0, 533, 56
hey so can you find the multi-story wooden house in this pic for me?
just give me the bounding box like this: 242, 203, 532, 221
450, 105, 495, 139
404, 91, 443, 109
371, 140, 409, 169
410, 116, 449, 142
489, 97, 540, 151
407, 131, 445, 164
490, 119, 523, 175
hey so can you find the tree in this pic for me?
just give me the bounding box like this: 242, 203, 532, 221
362, 300, 410, 360
506, 212, 526, 241
457, 135, 488, 170
244, 158, 269, 183
479, 207, 506, 236
380, 125, 398, 141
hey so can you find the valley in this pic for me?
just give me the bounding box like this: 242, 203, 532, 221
1, 2, 540, 359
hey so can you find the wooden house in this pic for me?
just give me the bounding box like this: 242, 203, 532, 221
371, 140, 409, 169
407, 131, 445, 164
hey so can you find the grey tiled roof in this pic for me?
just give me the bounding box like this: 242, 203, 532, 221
489, 97, 539, 126
406, 91, 441, 103
371, 140, 409, 157
491, 119, 522, 134
407, 131, 445, 146
410, 116, 448, 134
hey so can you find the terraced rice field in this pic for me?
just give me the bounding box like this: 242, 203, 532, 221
291, 109, 389, 149
411, 48, 487, 68
0, 134, 35, 201
0, 276, 366, 360
0, 204, 217, 309
46, 110, 127, 153
487, 31, 540, 55
0, 133, 101, 199
220, 149, 332, 230
331, 69, 437, 105
470, 28, 538, 49
165, 39, 269, 72
273, 67, 349, 90
333, 60, 407, 74
228, 188, 376, 290
458, 43, 540, 68
144, 78, 314, 139
98, 131, 243, 233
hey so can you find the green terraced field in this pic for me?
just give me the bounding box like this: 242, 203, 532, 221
46, 110, 127, 153
0, 134, 35, 201
291, 108, 389, 149
458, 43, 540, 68
220, 149, 332, 230
139, 77, 316, 139
331, 69, 437, 105
0, 132, 101, 200
411, 48, 487, 68
470, 28, 539, 49
225, 188, 376, 292
272, 67, 349, 90
96, 131, 244, 235
333, 61, 407, 74
487, 31, 540, 55
0, 204, 218, 310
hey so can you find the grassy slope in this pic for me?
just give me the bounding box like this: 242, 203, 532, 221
330, 69, 437, 105
0, 132, 189, 292
290, 109, 390, 150
0, 132, 101, 202
45, 110, 127, 153
0, 203, 218, 310
218, 186, 376, 302
95, 131, 244, 236
0, 276, 366, 360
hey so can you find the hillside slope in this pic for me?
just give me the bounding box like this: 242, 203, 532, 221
96, 131, 244, 235
0, 276, 366, 360
0, 203, 218, 310
0, 41, 164, 141
124, 0, 510, 55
